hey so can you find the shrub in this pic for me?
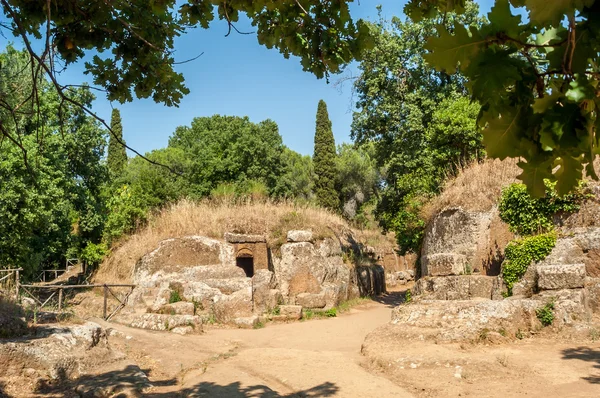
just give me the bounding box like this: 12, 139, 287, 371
79, 242, 108, 268
404, 289, 412, 304
169, 290, 182, 304
499, 180, 586, 236
536, 300, 555, 327
502, 232, 556, 294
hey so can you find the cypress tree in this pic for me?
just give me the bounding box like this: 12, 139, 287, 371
313, 100, 339, 210
107, 108, 127, 179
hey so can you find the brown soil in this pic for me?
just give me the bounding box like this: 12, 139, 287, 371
5, 294, 600, 397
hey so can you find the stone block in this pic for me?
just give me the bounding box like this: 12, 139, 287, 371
468, 276, 495, 299
233, 316, 260, 329
279, 305, 302, 320
287, 230, 314, 242
224, 232, 266, 243
212, 288, 253, 323
130, 314, 202, 331
537, 263, 585, 290
511, 265, 538, 298
295, 292, 326, 309
158, 301, 195, 315
422, 253, 467, 276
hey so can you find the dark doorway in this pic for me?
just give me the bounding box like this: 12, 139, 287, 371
236, 256, 254, 277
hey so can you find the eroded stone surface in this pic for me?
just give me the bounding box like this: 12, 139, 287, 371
224, 232, 266, 243
537, 264, 586, 290
287, 230, 314, 243
295, 292, 326, 309
422, 253, 467, 276
279, 305, 302, 320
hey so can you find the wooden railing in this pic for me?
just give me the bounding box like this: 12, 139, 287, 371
19, 283, 136, 321
0, 268, 21, 299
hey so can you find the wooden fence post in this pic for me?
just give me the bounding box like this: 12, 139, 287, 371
58, 288, 63, 311
15, 269, 19, 299
103, 285, 108, 320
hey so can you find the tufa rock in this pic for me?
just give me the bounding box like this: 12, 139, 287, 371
212, 287, 253, 324
224, 232, 266, 243
158, 301, 195, 316
422, 253, 467, 276
279, 305, 302, 320
295, 292, 326, 309
537, 264, 586, 290
286, 230, 314, 242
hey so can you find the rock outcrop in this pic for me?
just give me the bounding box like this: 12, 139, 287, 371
119, 231, 386, 329
421, 207, 513, 277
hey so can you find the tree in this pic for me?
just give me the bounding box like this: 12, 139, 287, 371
107, 109, 127, 179
350, 9, 484, 253
1, 1, 370, 107
426, 95, 484, 175
336, 143, 380, 219
313, 100, 339, 210
169, 115, 286, 197
0, 47, 107, 275
273, 148, 315, 200
406, 0, 600, 196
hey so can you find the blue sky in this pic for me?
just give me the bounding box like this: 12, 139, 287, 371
55, 0, 496, 157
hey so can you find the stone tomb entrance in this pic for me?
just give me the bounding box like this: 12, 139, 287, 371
236, 248, 254, 277
224, 232, 269, 278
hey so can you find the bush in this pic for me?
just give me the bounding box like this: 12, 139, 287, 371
499, 180, 586, 236
502, 232, 556, 294
536, 300, 555, 327
79, 242, 108, 268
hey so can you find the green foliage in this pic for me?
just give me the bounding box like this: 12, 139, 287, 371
103, 185, 148, 246
302, 307, 337, 319
336, 143, 381, 220
107, 109, 127, 179
0, 46, 108, 276
273, 148, 314, 200
4, 1, 371, 107
168, 115, 287, 198
169, 290, 182, 304
536, 300, 555, 327
313, 100, 339, 210
502, 232, 557, 294
79, 242, 108, 268
351, 9, 484, 253
406, 0, 600, 196
499, 181, 586, 236
404, 289, 412, 304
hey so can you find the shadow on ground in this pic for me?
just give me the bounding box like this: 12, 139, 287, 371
30, 364, 339, 397
370, 290, 407, 308
147, 381, 339, 397
562, 347, 600, 384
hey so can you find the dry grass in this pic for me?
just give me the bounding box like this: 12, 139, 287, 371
95, 199, 395, 284
421, 158, 521, 224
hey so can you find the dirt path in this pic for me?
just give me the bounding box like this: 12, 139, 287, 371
91, 298, 600, 398
96, 298, 413, 397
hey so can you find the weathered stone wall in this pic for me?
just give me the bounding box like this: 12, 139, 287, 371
121, 230, 387, 330
421, 207, 513, 277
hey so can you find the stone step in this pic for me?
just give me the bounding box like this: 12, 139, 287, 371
414, 275, 501, 300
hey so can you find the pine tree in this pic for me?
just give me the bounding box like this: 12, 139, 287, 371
107, 108, 127, 179
313, 100, 339, 210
